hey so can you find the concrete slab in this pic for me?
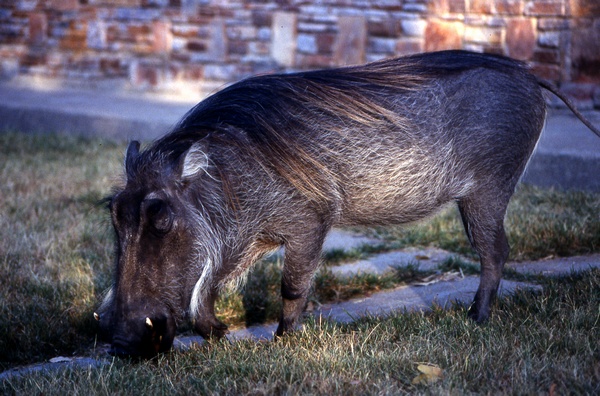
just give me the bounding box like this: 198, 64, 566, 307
313, 276, 540, 324
323, 229, 380, 252
0, 82, 198, 141
329, 247, 455, 276
507, 253, 600, 276
0, 357, 108, 381
175, 322, 279, 351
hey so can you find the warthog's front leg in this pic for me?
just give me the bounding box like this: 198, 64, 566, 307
276, 224, 328, 336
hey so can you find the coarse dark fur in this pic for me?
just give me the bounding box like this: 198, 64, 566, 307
95, 50, 600, 357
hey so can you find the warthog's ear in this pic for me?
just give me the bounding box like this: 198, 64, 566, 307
125, 140, 140, 182
179, 142, 210, 181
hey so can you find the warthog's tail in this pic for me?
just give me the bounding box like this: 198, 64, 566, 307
538, 79, 600, 138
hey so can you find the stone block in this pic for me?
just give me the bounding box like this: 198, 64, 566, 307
128, 24, 152, 41
186, 40, 207, 52
371, 0, 404, 11
538, 18, 570, 31
15, 1, 36, 11
401, 19, 427, 37
295, 53, 333, 69
28, 12, 47, 45
464, 26, 503, 45
403, 3, 428, 13
333, 15, 366, 66
227, 25, 257, 41
171, 24, 200, 38
248, 41, 270, 56
297, 22, 331, 33
99, 57, 124, 76
533, 48, 560, 64
20, 48, 47, 67
60, 21, 87, 52
538, 31, 560, 48
130, 61, 179, 89
570, 23, 600, 82
257, 27, 271, 41
114, 7, 161, 21
48, 0, 79, 11
183, 64, 204, 81
228, 39, 247, 56
569, 0, 600, 17
297, 33, 317, 54
299, 14, 337, 25
152, 20, 173, 54
428, 0, 466, 14
368, 19, 401, 38
395, 38, 423, 55
494, 0, 524, 14
425, 19, 464, 51
0, 58, 19, 79
316, 33, 335, 54
368, 37, 397, 54
90, 0, 141, 6
208, 18, 227, 61
87, 20, 107, 50
271, 11, 297, 67
171, 37, 186, 52
469, 0, 493, 14
506, 18, 535, 60
252, 9, 272, 28
525, 0, 565, 17
203, 64, 237, 81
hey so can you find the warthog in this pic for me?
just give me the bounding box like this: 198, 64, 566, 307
95, 50, 600, 357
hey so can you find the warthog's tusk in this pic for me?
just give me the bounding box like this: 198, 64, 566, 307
93, 312, 99, 321
145, 317, 153, 329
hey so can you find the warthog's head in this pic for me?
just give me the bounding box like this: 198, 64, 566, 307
95, 140, 223, 357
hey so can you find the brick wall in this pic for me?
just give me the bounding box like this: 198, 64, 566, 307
1, 0, 599, 107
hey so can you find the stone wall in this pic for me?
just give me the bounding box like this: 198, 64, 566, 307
1, 0, 599, 106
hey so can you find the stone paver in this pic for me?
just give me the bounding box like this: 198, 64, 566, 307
323, 229, 379, 252
506, 253, 600, 276
0, 357, 107, 381
314, 276, 540, 324
329, 247, 455, 276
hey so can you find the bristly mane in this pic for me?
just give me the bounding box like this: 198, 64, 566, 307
143, 50, 528, 203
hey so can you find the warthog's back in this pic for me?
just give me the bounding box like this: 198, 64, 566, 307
169, 50, 546, 227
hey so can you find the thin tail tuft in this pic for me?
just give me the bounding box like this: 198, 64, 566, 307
538, 79, 600, 138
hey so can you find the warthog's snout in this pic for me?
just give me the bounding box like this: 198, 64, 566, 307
96, 310, 176, 358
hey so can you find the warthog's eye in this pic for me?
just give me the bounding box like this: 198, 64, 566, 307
143, 198, 174, 234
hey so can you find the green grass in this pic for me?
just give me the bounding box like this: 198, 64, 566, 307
0, 134, 121, 366
367, 183, 600, 261
1, 132, 599, 389
2, 269, 599, 394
